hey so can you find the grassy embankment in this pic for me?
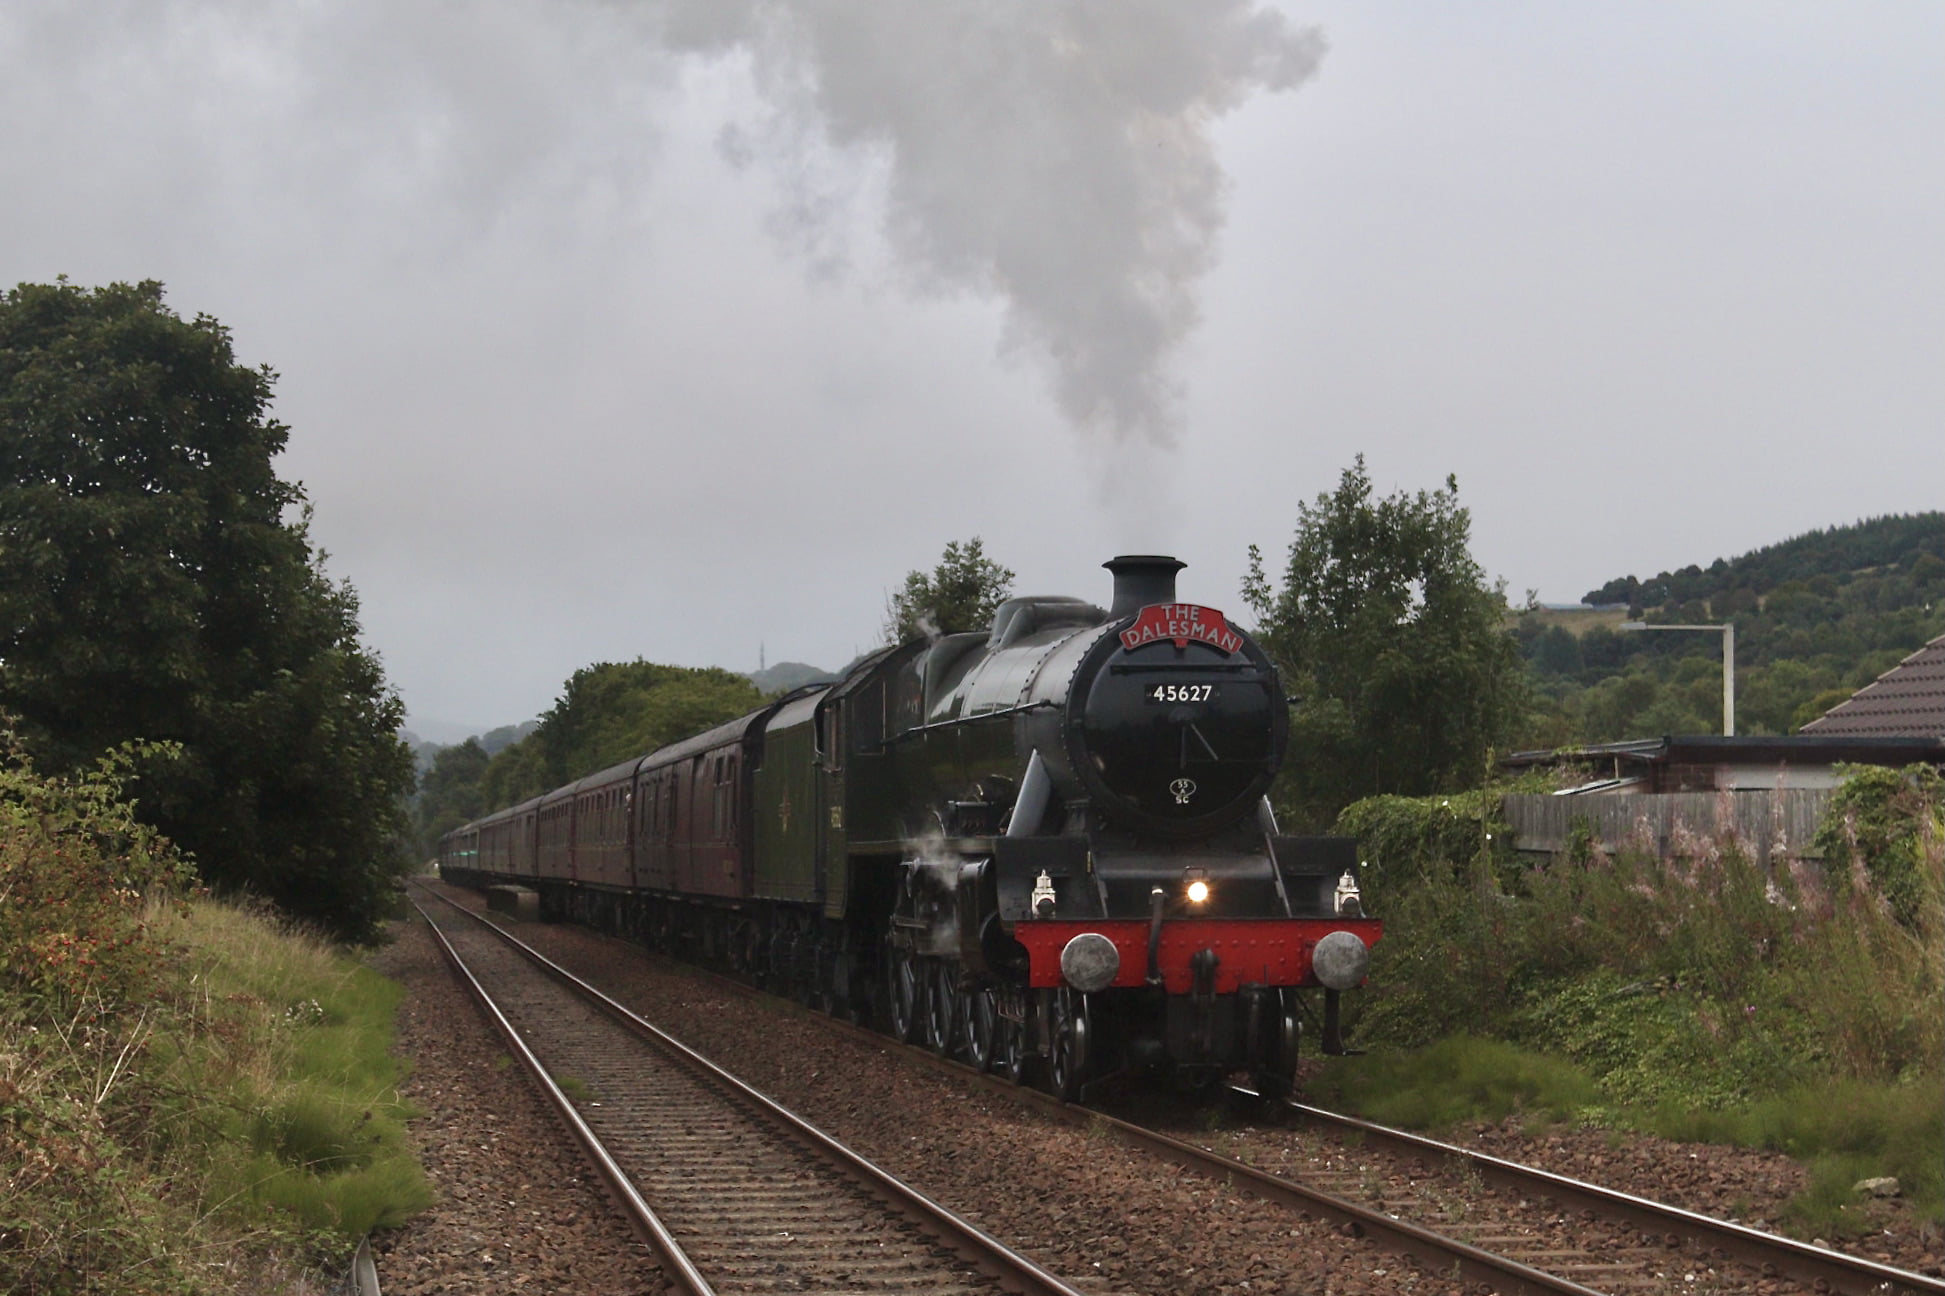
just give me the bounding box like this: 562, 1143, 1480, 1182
0, 747, 431, 1294
1312, 765, 1944, 1242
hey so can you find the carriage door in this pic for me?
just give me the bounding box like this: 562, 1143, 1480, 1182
819, 701, 847, 918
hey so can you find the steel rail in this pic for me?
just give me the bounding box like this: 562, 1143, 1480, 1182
1054, 1100, 1610, 1296
410, 893, 716, 1295
421, 881, 1941, 1296
423, 886, 1600, 1295
417, 884, 1089, 1296
1275, 1098, 1945, 1296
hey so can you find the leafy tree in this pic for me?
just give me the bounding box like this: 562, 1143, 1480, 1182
478, 721, 535, 756
1243, 457, 1525, 828
0, 279, 413, 940
414, 737, 489, 850
883, 537, 1015, 644
1792, 687, 1856, 732
478, 661, 765, 808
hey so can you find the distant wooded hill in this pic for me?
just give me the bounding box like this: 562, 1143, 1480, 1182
1582, 513, 1945, 610
748, 661, 838, 694
1519, 513, 1945, 745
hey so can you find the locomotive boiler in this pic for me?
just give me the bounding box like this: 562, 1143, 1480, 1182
440, 555, 1380, 1099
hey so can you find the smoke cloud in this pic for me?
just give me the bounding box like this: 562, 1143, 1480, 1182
11, 0, 1319, 455
645, 2, 1325, 448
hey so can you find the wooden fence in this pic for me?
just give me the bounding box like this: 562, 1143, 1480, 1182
1501, 790, 1835, 863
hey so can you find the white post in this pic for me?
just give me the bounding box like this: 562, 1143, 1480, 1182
1618, 619, 1736, 737
1722, 621, 1735, 737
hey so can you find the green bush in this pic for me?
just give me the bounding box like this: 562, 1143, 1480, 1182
1811, 763, 1943, 927
0, 741, 194, 1010
1328, 767, 1942, 1239
0, 747, 431, 1292
1332, 783, 1528, 910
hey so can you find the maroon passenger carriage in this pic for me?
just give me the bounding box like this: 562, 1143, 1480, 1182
441, 555, 1381, 1098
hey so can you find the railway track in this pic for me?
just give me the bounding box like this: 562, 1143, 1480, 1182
408, 885, 1099, 1296
1251, 1096, 1945, 1296
1126, 1087, 1945, 1296
419, 883, 1944, 1296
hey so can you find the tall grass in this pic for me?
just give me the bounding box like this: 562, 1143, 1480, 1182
1326, 766, 1943, 1239
144, 902, 434, 1241
0, 746, 430, 1293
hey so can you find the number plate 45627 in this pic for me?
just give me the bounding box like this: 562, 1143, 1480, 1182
1146, 683, 1216, 704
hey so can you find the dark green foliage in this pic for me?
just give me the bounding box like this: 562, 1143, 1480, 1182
477, 660, 765, 809
1583, 513, 1945, 607
1243, 457, 1527, 828
1332, 768, 1940, 1231
0, 280, 414, 941
1811, 764, 1943, 927
1524, 513, 1945, 743
1331, 786, 1525, 912
412, 738, 489, 850
883, 536, 1015, 644
1528, 624, 1583, 675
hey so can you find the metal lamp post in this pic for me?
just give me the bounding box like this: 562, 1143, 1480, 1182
1618, 620, 1735, 736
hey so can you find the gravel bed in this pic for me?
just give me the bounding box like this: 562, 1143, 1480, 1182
364, 916, 669, 1295
1450, 1119, 1941, 1276
423, 887, 1488, 1296
392, 886, 1942, 1292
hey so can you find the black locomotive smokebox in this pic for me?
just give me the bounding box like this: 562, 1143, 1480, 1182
1104, 554, 1186, 617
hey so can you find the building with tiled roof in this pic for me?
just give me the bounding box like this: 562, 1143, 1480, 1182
1799, 633, 1945, 739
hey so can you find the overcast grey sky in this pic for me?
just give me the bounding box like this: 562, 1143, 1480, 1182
5, 2, 1940, 737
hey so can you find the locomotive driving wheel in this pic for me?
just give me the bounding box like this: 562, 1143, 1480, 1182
959, 983, 999, 1072
997, 993, 1033, 1086
923, 960, 958, 1056
1047, 986, 1090, 1102
886, 943, 921, 1044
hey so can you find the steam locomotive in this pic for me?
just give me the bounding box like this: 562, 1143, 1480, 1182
439, 555, 1380, 1098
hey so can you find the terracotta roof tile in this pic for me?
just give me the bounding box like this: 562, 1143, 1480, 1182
1799, 634, 1945, 739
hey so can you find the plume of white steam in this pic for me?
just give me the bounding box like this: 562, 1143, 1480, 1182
11, 0, 1320, 455
644, 2, 1325, 448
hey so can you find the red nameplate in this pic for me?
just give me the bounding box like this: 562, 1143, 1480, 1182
1118, 603, 1241, 653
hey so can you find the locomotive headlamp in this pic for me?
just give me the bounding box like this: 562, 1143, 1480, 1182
1184, 868, 1210, 906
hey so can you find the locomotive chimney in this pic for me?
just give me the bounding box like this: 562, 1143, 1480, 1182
1104, 555, 1187, 618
